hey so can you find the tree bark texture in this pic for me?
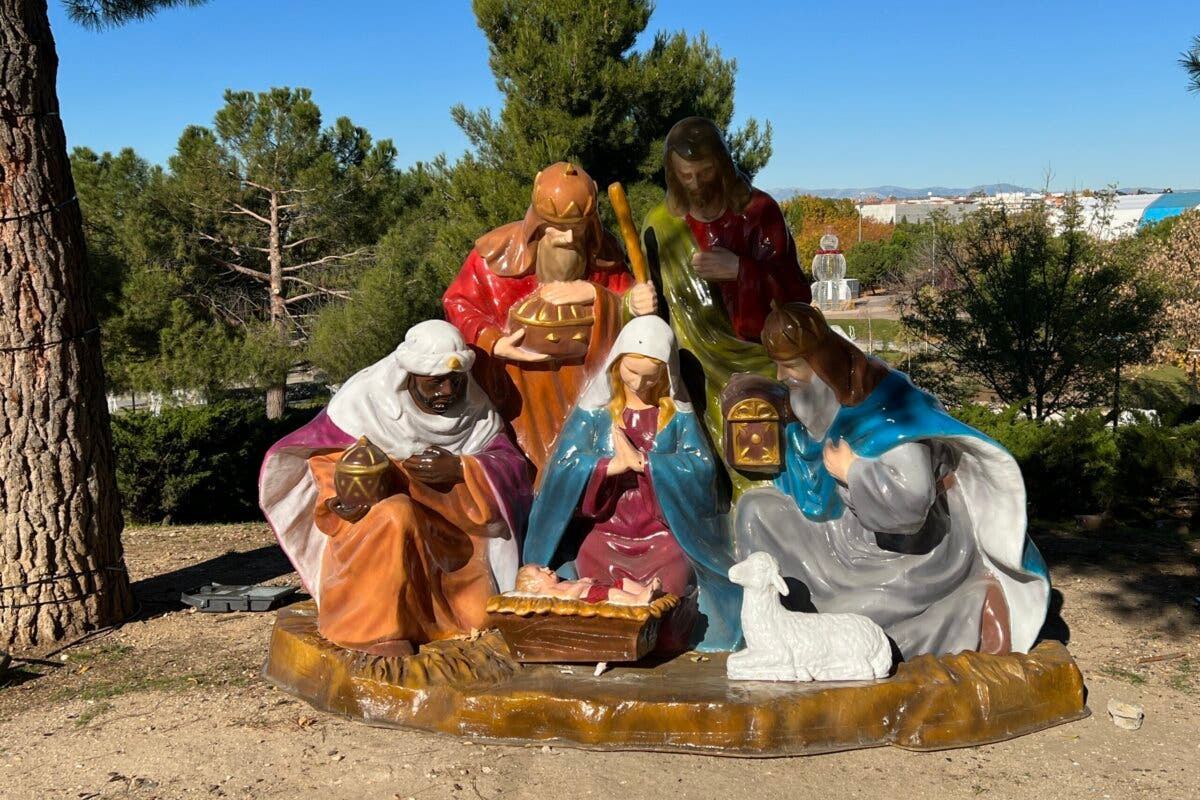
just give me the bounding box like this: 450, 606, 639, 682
0, 0, 133, 648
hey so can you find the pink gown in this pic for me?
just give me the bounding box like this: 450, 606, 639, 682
573, 407, 696, 596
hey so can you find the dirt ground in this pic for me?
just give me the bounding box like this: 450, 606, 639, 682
1, 521, 1197, 800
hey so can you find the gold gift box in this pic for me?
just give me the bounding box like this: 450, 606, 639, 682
507, 293, 594, 360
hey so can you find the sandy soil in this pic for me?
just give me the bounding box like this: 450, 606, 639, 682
1, 521, 1197, 800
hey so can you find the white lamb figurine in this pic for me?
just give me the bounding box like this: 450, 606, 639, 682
726, 551, 892, 682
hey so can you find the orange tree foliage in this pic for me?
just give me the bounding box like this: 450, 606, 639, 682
1143, 209, 1200, 367
779, 195, 893, 269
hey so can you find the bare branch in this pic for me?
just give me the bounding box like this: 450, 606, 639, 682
240, 178, 277, 194
230, 203, 271, 226
282, 248, 371, 273
210, 257, 270, 282
283, 236, 320, 251
284, 290, 347, 304
195, 230, 249, 258
281, 276, 351, 303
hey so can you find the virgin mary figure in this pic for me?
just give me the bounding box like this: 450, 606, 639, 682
522, 315, 742, 652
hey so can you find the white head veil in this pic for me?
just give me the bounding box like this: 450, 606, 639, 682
326, 320, 503, 459
577, 315, 693, 412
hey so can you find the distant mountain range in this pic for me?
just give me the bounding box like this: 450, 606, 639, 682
768, 184, 1036, 201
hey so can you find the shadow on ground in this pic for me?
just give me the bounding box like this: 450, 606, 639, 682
130, 545, 303, 622
1037, 589, 1070, 645
1032, 522, 1200, 637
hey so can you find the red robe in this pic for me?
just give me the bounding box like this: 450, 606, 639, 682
686, 189, 812, 342
575, 407, 694, 597
443, 235, 635, 479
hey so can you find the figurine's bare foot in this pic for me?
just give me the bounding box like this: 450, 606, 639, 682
979, 577, 1011, 655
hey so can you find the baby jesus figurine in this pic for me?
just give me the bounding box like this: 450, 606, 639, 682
515, 564, 662, 605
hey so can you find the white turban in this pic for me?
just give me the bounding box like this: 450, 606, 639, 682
326, 320, 502, 459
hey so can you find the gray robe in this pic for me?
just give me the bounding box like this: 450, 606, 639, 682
734, 380, 993, 659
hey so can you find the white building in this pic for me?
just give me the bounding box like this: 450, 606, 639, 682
858, 191, 1200, 239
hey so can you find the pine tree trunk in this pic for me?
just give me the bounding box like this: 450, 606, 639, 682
265, 190, 286, 420
265, 385, 285, 420
0, 1, 133, 648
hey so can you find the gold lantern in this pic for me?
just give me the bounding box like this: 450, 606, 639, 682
720, 374, 789, 475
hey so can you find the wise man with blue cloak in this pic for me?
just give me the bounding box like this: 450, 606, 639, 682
523, 315, 742, 652
734, 303, 1050, 659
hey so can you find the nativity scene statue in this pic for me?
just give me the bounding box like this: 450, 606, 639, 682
259, 320, 531, 657
443, 161, 657, 480
522, 315, 743, 652
259, 136, 1085, 757
640, 118, 812, 491
734, 303, 1051, 658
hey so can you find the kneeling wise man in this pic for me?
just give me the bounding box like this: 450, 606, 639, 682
260, 320, 531, 656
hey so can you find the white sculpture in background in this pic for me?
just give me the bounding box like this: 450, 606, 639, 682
810, 232, 857, 310
725, 552, 893, 682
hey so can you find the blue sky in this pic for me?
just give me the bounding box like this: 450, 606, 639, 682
48, 0, 1200, 192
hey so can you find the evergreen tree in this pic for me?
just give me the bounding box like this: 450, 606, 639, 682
167, 88, 399, 418
897, 200, 1165, 420
71, 147, 163, 322
1181, 34, 1200, 93
71, 146, 220, 397
308, 163, 446, 383
317, 0, 772, 380
431, 0, 771, 273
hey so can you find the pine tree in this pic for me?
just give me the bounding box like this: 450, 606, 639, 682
168, 88, 399, 418
430, 0, 772, 272
313, 0, 773, 381
1181, 34, 1200, 94
0, 0, 206, 649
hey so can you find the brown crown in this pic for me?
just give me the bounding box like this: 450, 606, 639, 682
532, 162, 597, 224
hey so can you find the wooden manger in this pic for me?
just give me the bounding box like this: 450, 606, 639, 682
484, 593, 681, 663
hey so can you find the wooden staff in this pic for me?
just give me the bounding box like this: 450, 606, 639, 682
606, 182, 650, 285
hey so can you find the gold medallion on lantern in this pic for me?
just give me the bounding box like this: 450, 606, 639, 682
720, 374, 790, 475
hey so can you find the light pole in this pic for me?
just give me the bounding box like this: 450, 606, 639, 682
1188, 348, 1200, 401
1111, 334, 1126, 432
857, 192, 864, 243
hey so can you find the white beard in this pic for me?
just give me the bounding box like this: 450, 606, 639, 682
788, 376, 840, 440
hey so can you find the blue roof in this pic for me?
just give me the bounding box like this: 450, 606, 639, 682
1140, 192, 1200, 226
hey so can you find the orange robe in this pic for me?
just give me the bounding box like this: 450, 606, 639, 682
308, 451, 503, 652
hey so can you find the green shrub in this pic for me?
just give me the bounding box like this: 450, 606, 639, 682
111, 400, 314, 524
1114, 422, 1200, 514
951, 405, 1118, 518
952, 405, 1200, 519
112, 400, 1198, 525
